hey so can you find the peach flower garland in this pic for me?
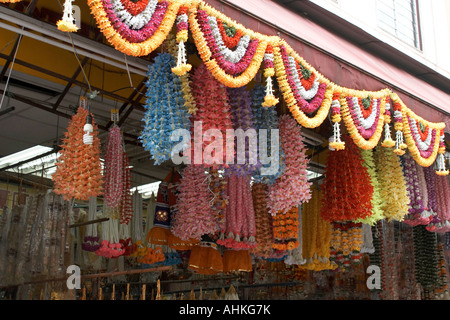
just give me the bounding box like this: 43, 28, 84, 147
52, 107, 103, 201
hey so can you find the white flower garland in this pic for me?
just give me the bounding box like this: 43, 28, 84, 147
112, 0, 158, 30
409, 117, 433, 151
288, 56, 319, 101
207, 15, 250, 64
351, 96, 378, 130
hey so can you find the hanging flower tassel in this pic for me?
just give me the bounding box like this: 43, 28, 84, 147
436, 131, 449, 176
172, 6, 192, 76
392, 98, 407, 155
262, 45, 279, 108
329, 91, 345, 150
57, 0, 79, 32
381, 96, 395, 148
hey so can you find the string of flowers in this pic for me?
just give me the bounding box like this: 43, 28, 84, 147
267, 115, 311, 216
250, 83, 285, 184
320, 136, 373, 222
189, 62, 234, 167
209, 169, 228, 238
381, 96, 395, 148
52, 106, 103, 201
329, 91, 345, 150
171, 165, 218, 241
262, 44, 279, 107
139, 53, 192, 165
397, 224, 421, 300
172, 5, 192, 76
165, 31, 197, 115
390, 94, 408, 155
427, 174, 450, 233
87, 0, 180, 56
339, 88, 389, 150
251, 183, 274, 259
120, 0, 148, 15
272, 206, 300, 251
301, 186, 334, 271
380, 221, 399, 300
217, 18, 243, 48
189, 1, 268, 87
374, 145, 410, 221
329, 221, 363, 269
273, 43, 333, 128
353, 148, 385, 225
434, 242, 450, 299
368, 221, 383, 298
120, 151, 133, 224
103, 125, 124, 208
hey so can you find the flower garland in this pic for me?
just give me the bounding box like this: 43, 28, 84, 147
267, 115, 311, 216
139, 53, 192, 165
273, 43, 333, 128
339, 88, 389, 150
121, 0, 149, 15
380, 220, 399, 299
120, 151, 133, 224
320, 137, 373, 222
250, 83, 285, 184
381, 96, 395, 148
217, 174, 257, 249
189, 63, 234, 167
413, 225, 440, 292
87, 0, 180, 56
353, 148, 385, 225
189, 2, 268, 87
261, 44, 279, 107
329, 91, 345, 150
171, 165, 218, 241
103, 125, 124, 208
301, 186, 334, 271
397, 224, 421, 300
427, 175, 450, 233
251, 183, 274, 259
374, 145, 410, 221
52, 107, 103, 201
329, 221, 363, 269
172, 5, 192, 76
272, 206, 300, 251
217, 18, 243, 49
209, 169, 228, 238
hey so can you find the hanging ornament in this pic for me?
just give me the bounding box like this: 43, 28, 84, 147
103, 125, 124, 209
329, 91, 345, 150
57, 0, 79, 32
329, 221, 363, 269
52, 105, 103, 201
381, 96, 395, 148
172, 6, 192, 76
261, 44, 279, 107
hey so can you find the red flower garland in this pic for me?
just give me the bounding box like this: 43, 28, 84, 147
119, 0, 148, 15
216, 18, 243, 49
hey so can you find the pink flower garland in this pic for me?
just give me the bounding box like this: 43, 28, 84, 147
346, 97, 381, 139
268, 115, 311, 215
196, 10, 258, 75
279, 45, 327, 114
104, 125, 124, 208
120, 152, 133, 224
171, 165, 218, 241
101, 0, 168, 43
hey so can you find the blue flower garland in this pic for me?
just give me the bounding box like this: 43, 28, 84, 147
139, 53, 192, 165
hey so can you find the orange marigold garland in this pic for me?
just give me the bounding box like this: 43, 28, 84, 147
272, 206, 299, 251
52, 106, 103, 201
320, 137, 373, 222
329, 221, 364, 269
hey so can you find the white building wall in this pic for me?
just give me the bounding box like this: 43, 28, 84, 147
308, 0, 450, 79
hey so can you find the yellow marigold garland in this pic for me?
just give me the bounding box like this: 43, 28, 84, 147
374, 146, 410, 221
87, 0, 181, 57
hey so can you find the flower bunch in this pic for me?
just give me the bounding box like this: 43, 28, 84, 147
226, 86, 260, 176
172, 5, 192, 76
103, 125, 124, 208
339, 89, 388, 150
189, 62, 234, 167
139, 53, 192, 165
381, 96, 395, 148
251, 183, 274, 259
52, 107, 103, 201
402, 153, 431, 226
217, 174, 257, 249
353, 148, 385, 225
87, 0, 180, 56
374, 145, 410, 221
189, 4, 267, 87
250, 84, 285, 184
329, 91, 345, 150
301, 187, 334, 271
267, 115, 311, 215
320, 137, 373, 222
171, 165, 218, 241
272, 206, 299, 251
95, 218, 125, 258
329, 221, 363, 269
273, 44, 332, 128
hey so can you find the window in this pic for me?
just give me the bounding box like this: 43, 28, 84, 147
377, 0, 421, 49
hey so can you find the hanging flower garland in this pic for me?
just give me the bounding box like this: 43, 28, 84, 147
52, 106, 103, 201
262, 44, 279, 107
413, 225, 440, 294
329, 90, 345, 150
426, 175, 450, 233
120, 151, 133, 224
250, 83, 285, 184
103, 125, 124, 208
139, 53, 192, 165
251, 183, 274, 259
172, 5, 192, 76
189, 1, 269, 88
171, 165, 218, 241
329, 221, 363, 269
374, 145, 410, 221
189, 62, 234, 167
87, 0, 180, 56
301, 186, 334, 271
339, 87, 390, 150
267, 115, 311, 216
353, 148, 385, 225
273, 42, 333, 128
272, 206, 300, 251
320, 137, 373, 222
381, 96, 395, 148
380, 220, 399, 299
